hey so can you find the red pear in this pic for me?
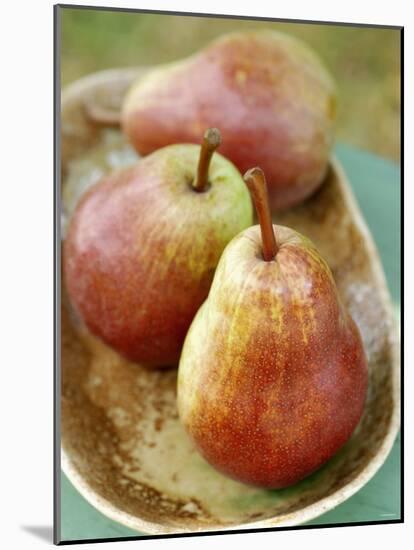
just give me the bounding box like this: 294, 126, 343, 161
177, 167, 367, 488
64, 129, 253, 366
122, 31, 336, 211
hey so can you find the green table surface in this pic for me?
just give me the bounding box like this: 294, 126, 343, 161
60, 143, 401, 542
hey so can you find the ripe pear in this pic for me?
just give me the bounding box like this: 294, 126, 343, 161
122, 31, 336, 211
177, 168, 367, 488
64, 129, 253, 366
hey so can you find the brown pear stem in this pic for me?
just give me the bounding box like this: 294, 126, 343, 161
192, 128, 222, 192
243, 167, 278, 261
83, 99, 121, 126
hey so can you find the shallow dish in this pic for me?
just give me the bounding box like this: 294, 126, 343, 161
60, 68, 400, 535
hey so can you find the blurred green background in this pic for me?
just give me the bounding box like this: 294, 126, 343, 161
60, 7, 401, 162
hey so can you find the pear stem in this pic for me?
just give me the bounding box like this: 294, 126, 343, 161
243, 167, 278, 261
192, 128, 222, 192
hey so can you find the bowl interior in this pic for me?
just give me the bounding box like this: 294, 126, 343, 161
60, 71, 399, 534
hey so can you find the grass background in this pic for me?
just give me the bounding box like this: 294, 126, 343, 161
60, 8, 401, 162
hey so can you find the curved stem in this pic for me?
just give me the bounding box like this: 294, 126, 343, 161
192, 128, 222, 192
83, 99, 121, 126
243, 167, 278, 261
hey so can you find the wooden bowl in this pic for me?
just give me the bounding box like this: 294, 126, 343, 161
60, 69, 400, 535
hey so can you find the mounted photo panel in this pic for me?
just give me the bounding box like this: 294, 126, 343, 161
54, 4, 402, 545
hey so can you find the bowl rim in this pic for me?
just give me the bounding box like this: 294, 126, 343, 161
59, 69, 400, 536
60, 159, 400, 536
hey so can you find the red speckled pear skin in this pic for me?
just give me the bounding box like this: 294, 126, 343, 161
121, 31, 336, 211
177, 225, 368, 488
63, 144, 253, 367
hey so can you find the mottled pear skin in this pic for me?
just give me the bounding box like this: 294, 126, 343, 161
178, 225, 367, 488
122, 31, 336, 211
64, 144, 253, 366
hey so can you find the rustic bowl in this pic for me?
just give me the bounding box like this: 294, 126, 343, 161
60, 68, 400, 535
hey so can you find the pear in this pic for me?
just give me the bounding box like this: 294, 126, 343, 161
64, 129, 253, 367
177, 167, 367, 488
122, 31, 336, 211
